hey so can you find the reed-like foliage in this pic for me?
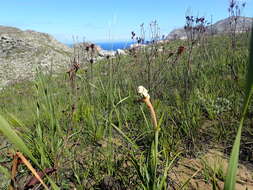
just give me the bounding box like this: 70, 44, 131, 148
224, 27, 253, 190
0, 115, 38, 165
0, 31, 252, 189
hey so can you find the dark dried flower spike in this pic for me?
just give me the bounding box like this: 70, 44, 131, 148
230, 0, 236, 8
131, 31, 135, 39
137, 37, 142, 44
90, 43, 95, 50
74, 63, 80, 71
177, 46, 185, 55
168, 52, 174, 57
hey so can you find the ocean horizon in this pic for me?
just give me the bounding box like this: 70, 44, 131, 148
96, 41, 135, 51
66, 41, 134, 51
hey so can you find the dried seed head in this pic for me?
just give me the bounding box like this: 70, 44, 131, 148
131, 31, 136, 39
137, 86, 150, 99
90, 43, 95, 50
177, 46, 185, 55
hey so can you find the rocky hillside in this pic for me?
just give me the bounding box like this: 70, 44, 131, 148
0, 26, 72, 89
166, 16, 253, 40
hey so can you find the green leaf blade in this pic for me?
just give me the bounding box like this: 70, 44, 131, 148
0, 115, 38, 166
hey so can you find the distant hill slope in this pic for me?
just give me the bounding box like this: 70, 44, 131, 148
166, 16, 253, 40
0, 26, 72, 88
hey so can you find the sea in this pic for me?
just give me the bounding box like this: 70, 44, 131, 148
95, 41, 134, 51
67, 41, 134, 51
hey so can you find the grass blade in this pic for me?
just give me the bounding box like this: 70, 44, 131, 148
111, 123, 139, 149
158, 151, 181, 189
223, 121, 243, 190
0, 115, 60, 189
0, 115, 38, 166
224, 26, 253, 190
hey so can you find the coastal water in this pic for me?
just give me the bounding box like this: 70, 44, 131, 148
67, 41, 134, 51
95, 41, 134, 50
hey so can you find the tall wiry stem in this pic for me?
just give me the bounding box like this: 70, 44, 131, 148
137, 86, 158, 130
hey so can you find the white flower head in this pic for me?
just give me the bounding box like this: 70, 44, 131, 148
137, 86, 150, 99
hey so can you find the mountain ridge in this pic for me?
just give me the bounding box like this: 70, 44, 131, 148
166, 16, 253, 40
0, 25, 73, 89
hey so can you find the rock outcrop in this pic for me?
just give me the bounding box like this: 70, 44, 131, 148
0, 26, 72, 89
0, 26, 129, 89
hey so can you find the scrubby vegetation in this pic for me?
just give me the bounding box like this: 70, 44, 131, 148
0, 27, 253, 190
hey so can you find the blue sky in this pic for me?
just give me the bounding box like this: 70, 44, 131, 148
0, 0, 252, 43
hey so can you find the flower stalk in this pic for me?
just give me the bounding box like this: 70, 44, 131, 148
137, 86, 158, 130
